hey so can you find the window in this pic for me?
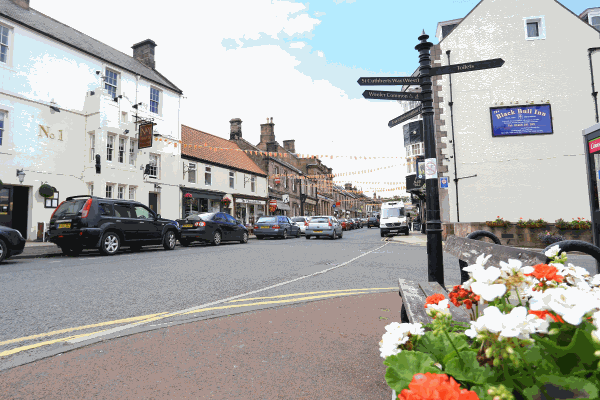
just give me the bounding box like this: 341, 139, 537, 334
148, 154, 159, 178
0, 25, 8, 64
523, 16, 546, 40
105, 184, 114, 198
229, 171, 234, 189
205, 166, 212, 185
117, 185, 125, 199
105, 69, 118, 98
114, 203, 133, 218
150, 87, 160, 114
225, 214, 237, 224
88, 183, 94, 196
98, 203, 113, 216
129, 139, 137, 165
0, 111, 5, 146
107, 135, 115, 161
133, 205, 153, 219
592, 16, 600, 31
251, 176, 256, 192
89, 133, 95, 161
284, 173, 287, 188
129, 186, 136, 200
188, 162, 196, 183
274, 166, 278, 176
44, 191, 59, 208
118, 137, 126, 163
292, 179, 296, 192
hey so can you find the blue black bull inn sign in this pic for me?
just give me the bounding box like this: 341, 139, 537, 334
489, 104, 553, 137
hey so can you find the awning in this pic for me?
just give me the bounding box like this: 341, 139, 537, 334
305, 199, 316, 205
277, 200, 290, 211
181, 187, 225, 200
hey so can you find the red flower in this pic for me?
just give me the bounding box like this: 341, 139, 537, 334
525, 264, 564, 283
424, 294, 448, 309
398, 373, 479, 400
529, 310, 565, 323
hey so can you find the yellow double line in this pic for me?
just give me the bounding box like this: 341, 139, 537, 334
0, 288, 395, 358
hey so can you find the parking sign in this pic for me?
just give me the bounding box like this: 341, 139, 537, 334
440, 177, 448, 189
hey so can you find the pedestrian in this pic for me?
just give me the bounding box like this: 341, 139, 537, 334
408, 215, 412, 231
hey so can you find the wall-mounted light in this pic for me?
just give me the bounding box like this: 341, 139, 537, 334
124, 129, 129, 134
154, 184, 162, 193
132, 102, 142, 109
113, 95, 123, 102
16, 169, 25, 183
49, 106, 60, 113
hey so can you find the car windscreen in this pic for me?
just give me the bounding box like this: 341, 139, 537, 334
311, 217, 329, 223
382, 207, 405, 218
52, 199, 88, 218
257, 217, 277, 223
187, 213, 215, 221
291, 217, 305, 222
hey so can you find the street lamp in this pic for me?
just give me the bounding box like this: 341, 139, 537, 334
16, 169, 25, 184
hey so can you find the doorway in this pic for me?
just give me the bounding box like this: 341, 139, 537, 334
149, 193, 158, 214
12, 186, 29, 238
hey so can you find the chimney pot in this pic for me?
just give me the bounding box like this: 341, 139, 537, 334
229, 118, 242, 140
132, 39, 157, 69
10, 0, 29, 9
260, 118, 276, 144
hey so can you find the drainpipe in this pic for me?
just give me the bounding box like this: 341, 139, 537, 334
588, 48, 600, 123
446, 50, 460, 222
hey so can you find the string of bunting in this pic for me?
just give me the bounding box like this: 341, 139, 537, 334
269, 164, 402, 180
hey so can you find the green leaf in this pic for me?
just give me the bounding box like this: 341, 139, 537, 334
536, 375, 599, 399
520, 344, 558, 375
414, 331, 469, 365
470, 386, 495, 400
444, 351, 496, 386
535, 328, 600, 375
384, 351, 440, 393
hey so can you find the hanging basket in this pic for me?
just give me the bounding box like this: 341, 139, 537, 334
39, 184, 55, 198
221, 198, 231, 207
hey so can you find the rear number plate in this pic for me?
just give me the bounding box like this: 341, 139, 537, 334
58, 223, 71, 229
314, 230, 323, 233
260, 226, 269, 229
183, 224, 193, 228
390, 230, 398, 233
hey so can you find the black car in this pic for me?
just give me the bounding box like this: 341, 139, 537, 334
176, 212, 248, 246
254, 215, 301, 239
0, 225, 26, 263
367, 217, 379, 228
47, 195, 180, 256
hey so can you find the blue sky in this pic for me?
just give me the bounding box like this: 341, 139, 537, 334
34, 0, 598, 196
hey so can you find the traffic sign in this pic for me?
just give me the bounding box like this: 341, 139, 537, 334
357, 77, 421, 86
440, 177, 448, 189
389, 105, 423, 128
429, 58, 504, 77
362, 90, 422, 101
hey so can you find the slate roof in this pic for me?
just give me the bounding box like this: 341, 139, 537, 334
0, 0, 182, 93
181, 125, 267, 177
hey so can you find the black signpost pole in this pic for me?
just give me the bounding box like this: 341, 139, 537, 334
416, 31, 444, 286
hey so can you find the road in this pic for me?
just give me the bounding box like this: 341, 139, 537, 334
0, 226, 597, 370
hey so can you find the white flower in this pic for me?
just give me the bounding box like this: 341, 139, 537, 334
529, 287, 600, 326
545, 245, 561, 258
425, 299, 451, 317
501, 306, 549, 338
499, 259, 523, 278
379, 322, 424, 358
591, 274, 600, 287
465, 306, 503, 337
470, 267, 507, 301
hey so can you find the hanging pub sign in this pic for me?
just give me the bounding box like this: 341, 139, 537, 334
490, 104, 553, 137
138, 123, 154, 149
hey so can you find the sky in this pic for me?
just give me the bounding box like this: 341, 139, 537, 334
34, 0, 593, 198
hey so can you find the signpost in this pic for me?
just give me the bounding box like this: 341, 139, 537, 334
358, 31, 505, 286
138, 123, 154, 149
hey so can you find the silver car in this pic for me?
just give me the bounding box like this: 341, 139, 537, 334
305, 216, 343, 240
291, 216, 310, 234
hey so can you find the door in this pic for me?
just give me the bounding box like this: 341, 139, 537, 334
225, 214, 242, 240
113, 203, 140, 242
0, 187, 11, 229
213, 213, 231, 240
132, 204, 160, 241
12, 186, 29, 238
148, 193, 158, 213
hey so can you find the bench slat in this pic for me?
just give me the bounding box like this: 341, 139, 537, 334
444, 235, 549, 267
398, 278, 432, 324
418, 281, 471, 323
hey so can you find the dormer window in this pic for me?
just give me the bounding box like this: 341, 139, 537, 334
523, 16, 546, 40
592, 15, 600, 31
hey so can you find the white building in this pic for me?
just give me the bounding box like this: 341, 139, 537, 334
181, 125, 268, 225
434, 0, 600, 223
0, 0, 183, 240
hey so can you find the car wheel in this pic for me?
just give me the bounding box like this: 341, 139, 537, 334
406, 230, 410, 236
368, 226, 371, 229
339, 231, 343, 239
332, 231, 337, 240
282, 229, 288, 239
100, 232, 120, 256
241, 232, 248, 244
305, 235, 311, 240
380, 231, 385, 238
212, 231, 222, 246
179, 239, 191, 247
296, 229, 300, 238
163, 230, 176, 250
0, 238, 7, 263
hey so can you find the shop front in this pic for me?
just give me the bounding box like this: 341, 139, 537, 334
181, 187, 225, 218
233, 195, 267, 225
0, 183, 31, 239
269, 197, 290, 216
304, 198, 316, 216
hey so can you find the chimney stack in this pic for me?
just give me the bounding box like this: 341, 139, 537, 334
11, 0, 29, 9
230, 118, 242, 140
282, 140, 295, 153
260, 117, 275, 144
132, 39, 157, 69
344, 183, 352, 190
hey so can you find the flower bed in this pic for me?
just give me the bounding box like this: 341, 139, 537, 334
381, 246, 600, 399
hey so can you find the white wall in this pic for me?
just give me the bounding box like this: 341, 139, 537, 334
437, 0, 600, 223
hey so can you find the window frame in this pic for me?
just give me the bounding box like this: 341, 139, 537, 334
0, 110, 5, 147
205, 166, 212, 186
251, 176, 256, 192
89, 132, 95, 162
590, 13, 600, 31
106, 134, 115, 161
129, 186, 136, 200
523, 16, 546, 40
150, 87, 161, 115
88, 182, 94, 196
105, 68, 119, 98
129, 139, 137, 166
105, 183, 114, 199
148, 154, 159, 179
44, 191, 59, 209
117, 185, 126, 200
0, 23, 13, 66
118, 136, 126, 163
229, 171, 235, 189
188, 162, 197, 183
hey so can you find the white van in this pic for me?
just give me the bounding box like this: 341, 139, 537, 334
379, 201, 408, 237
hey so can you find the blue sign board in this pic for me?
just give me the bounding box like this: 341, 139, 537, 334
440, 177, 448, 189
490, 104, 553, 137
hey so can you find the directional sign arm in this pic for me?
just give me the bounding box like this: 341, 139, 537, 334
362, 90, 422, 101
389, 105, 423, 128
428, 58, 504, 77
357, 77, 421, 86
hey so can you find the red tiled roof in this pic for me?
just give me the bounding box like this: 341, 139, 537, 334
181, 125, 266, 176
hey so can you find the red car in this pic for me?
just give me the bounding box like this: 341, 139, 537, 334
339, 219, 350, 231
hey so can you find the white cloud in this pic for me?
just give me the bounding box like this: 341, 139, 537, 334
317, 51, 324, 57
290, 42, 306, 49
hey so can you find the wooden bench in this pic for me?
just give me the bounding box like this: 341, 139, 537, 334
398, 233, 550, 325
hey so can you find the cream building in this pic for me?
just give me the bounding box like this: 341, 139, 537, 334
434, 0, 600, 223
0, 0, 183, 240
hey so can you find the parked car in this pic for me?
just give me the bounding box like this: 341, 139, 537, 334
254, 215, 301, 239
291, 216, 310, 235
339, 219, 350, 231
367, 217, 379, 228
349, 218, 359, 229
0, 225, 26, 263
305, 216, 343, 240
354, 218, 363, 228
47, 195, 180, 256
176, 212, 248, 246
